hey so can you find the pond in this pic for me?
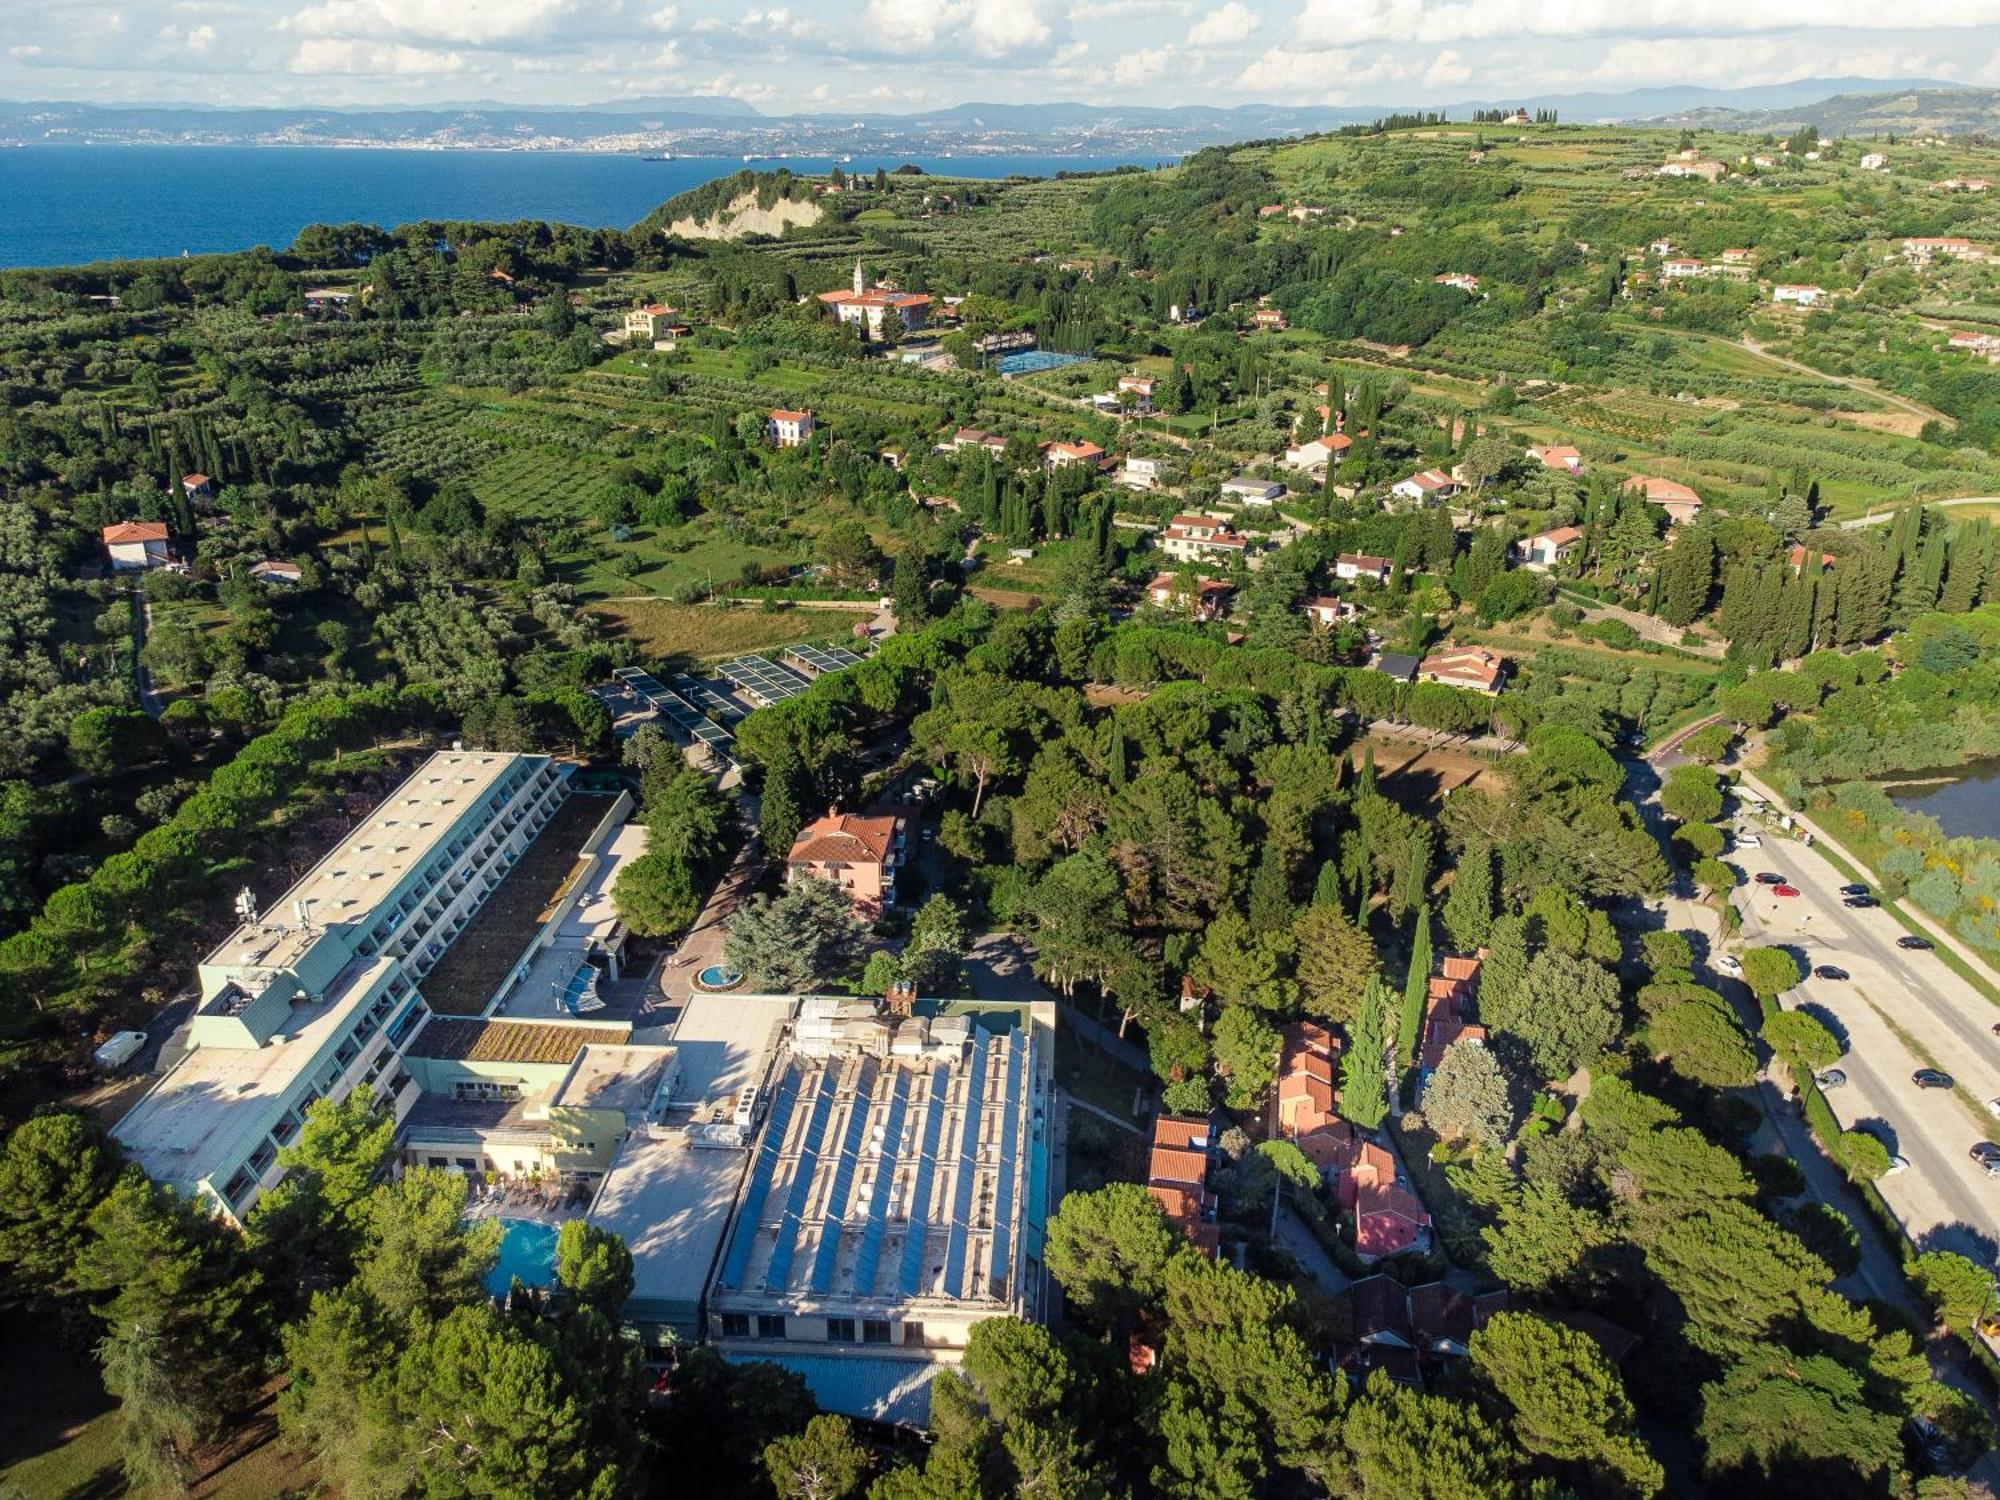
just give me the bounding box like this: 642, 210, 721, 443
481, 1217, 561, 1298
1886, 757, 2000, 840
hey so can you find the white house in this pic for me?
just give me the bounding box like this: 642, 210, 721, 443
1526, 445, 1584, 474
1044, 440, 1105, 472
1392, 469, 1460, 505
1661, 258, 1706, 280
1220, 475, 1285, 505
1433, 273, 1482, 294
1902, 237, 1980, 264
248, 560, 303, 586
1285, 433, 1350, 470
1302, 594, 1353, 626
101, 521, 171, 571
1514, 526, 1582, 572
1119, 455, 1166, 491
1334, 552, 1393, 584
1860, 152, 1888, 171
624, 303, 681, 341
1160, 516, 1248, 563
1772, 284, 1827, 306
768, 408, 815, 448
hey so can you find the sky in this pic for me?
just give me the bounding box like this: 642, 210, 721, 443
4, 0, 2000, 112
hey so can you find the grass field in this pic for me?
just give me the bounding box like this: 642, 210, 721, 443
586, 599, 875, 663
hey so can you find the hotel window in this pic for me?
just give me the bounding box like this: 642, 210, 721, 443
863, 1320, 891, 1345
902, 1321, 926, 1347
720, 1313, 750, 1338
454, 1158, 478, 1172
826, 1318, 857, 1344
428, 1156, 448, 1168
756, 1315, 787, 1340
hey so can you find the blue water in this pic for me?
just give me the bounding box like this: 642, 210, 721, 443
997, 350, 1093, 375
482, 1216, 561, 1297
0, 147, 1153, 269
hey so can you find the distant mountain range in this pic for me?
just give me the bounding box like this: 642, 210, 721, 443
0, 78, 1977, 155
1643, 87, 2000, 136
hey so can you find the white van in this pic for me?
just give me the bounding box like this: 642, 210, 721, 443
1735, 834, 1762, 849
92, 1030, 147, 1072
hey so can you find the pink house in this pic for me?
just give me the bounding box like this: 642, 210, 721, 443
787, 809, 905, 917
1625, 474, 1703, 525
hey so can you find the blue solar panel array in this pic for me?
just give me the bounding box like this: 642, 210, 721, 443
763, 1069, 838, 1293
718, 655, 813, 706
896, 1063, 953, 1298
612, 667, 738, 766
719, 1065, 800, 1290
807, 1067, 875, 1296
940, 1025, 990, 1297
672, 675, 746, 724
850, 1071, 909, 1298
785, 644, 864, 676
987, 1034, 1024, 1295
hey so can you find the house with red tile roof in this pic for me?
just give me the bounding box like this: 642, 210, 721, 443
180, 472, 214, 498
1334, 1139, 1433, 1261
1276, 1019, 1341, 1139
1160, 516, 1247, 564
1418, 644, 1506, 695
100, 520, 172, 571
1303, 594, 1353, 626
1335, 552, 1393, 583
949, 427, 1009, 456
1286, 432, 1350, 470
1902, 237, 1982, 264
1515, 526, 1582, 571
1786, 544, 1837, 575
1624, 474, 1702, 525
1249, 307, 1289, 331
1391, 469, 1461, 505
1340, 1274, 1509, 1384
1147, 1115, 1219, 1258
787, 809, 905, 917
817, 259, 931, 337
1044, 440, 1106, 471
1526, 444, 1583, 474
767, 408, 815, 448
1147, 573, 1235, 621
1434, 273, 1482, 294
1419, 952, 1487, 1082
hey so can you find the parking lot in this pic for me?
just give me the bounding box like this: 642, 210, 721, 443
1732, 829, 2000, 1264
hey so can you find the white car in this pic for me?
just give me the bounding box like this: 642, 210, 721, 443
1715, 954, 1743, 977
1987, 1097, 2000, 1120
1885, 1154, 1911, 1176
1735, 834, 1762, 849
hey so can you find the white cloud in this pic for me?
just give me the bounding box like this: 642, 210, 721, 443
968, 0, 1056, 54
1069, 0, 1191, 17
645, 4, 679, 30
1294, 0, 1998, 47
9, 45, 44, 59
850, 0, 1057, 57
1423, 47, 1468, 86
1188, 1, 1255, 46
159, 22, 220, 52
285, 0, 585, 46
1109, 44, 1173, 83
288, 37, 468, 73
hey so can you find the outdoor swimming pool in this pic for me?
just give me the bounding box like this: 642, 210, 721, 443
695, 963, 744, 991
996, 350, 1092, 376
482, 1217, 561, 1297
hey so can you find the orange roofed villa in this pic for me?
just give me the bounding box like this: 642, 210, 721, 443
1148, 1115, 1220, 1257
786, 809, 907, 918
817, 259, 931, 338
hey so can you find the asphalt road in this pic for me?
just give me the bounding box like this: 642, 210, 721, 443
1731, 836, 2000, 1265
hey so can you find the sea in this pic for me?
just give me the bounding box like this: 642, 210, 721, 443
0, 146, 1159, 270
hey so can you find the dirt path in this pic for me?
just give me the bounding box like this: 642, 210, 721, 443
1738, 336, 1954, 428
1841, 495, 2000, 528
1552, 587, 1727, 658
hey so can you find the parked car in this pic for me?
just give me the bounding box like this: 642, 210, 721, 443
1898, 935, 1933, 951
1843, 895, 1877, 909
1736, 835, 1762, 849
1818, 1069, 1848, 1089
1813, 965, 1850, 981
91, 1030, 147, 1072
1970, 1142, 2000, 1177
1913, 1069, 1955, 1089
1885, 1154, 1911, 1176
1755, 871, 1785, 885
1986, 1097, 2000, 1120
1715, 954, 1743, 977
1839, 883, 1869, 896
1773, 885, 1800, 898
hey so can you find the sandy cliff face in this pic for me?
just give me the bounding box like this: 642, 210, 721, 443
665, 192, 822, 240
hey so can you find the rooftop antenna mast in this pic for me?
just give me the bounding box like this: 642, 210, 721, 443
234, 887, 259, 926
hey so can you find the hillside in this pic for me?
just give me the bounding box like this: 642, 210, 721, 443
1665, 88, 2000, 137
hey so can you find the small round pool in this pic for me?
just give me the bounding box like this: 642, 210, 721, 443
482, 1217, 561, 1298
695, 964, 743, 991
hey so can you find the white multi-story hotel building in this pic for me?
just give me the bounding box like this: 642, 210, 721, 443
113, 750, 570, 1223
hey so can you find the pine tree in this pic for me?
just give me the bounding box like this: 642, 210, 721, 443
1342, 976, 1390, 1131
1398, 902, 1433, 1069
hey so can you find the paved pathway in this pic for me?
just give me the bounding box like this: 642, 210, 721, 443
1842, 495, 2000, 529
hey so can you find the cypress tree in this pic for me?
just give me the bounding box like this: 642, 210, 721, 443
1358, 745, 1377, 797
1313, 858, 1343, 908
1342, 976, 1390, 1131
1441, 842, 1493, 950
1398, 902, 1433, 1069
1107, 723, 1129, 788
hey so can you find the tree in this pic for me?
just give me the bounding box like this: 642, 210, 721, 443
99, 1321, 200, 1494
1659, 764, 1722, 824
1838, 1129, 1892, 1179
1484, 1181, 1605, 1294
1044, 1183, 1181, 1327
1441, 842, 1494, 950
724, 879, 868, 991
892, 548, 933, 629
0, 1111, 123, 1298
612, 850, 703, 936
1491, 949, 1620, 1083
1651, 992, 1758, 1087
1741, 947, 1803, 999
759, 741, 808, 857
1336, 1370, 1524, 1499
1698, 1352, 1903, 1492
1469, 1312, 1663, 1497
67, 705, 161, 777
1292, 903, 1376, 1024
763, 1414, 870, 1500
1339, 977, 1391, 1132
1911, 1251, 1999, 1332
1212, 1006, 1280, 1110
1191, 910, 1298, 1013
357, 1169, 500, 1325
1422, 1039, 1511, 1144
1397, 902, 1433, 1068
903, 894, 966, 990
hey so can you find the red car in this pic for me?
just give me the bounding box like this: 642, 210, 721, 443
1773, 885, 1800, 898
